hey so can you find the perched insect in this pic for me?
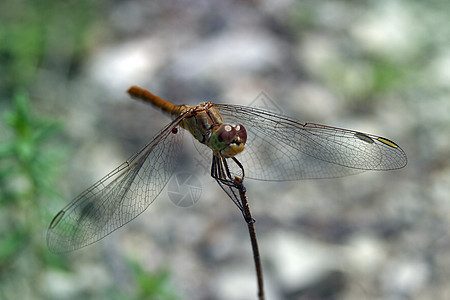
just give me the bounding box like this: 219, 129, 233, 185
47, 86, 407, 253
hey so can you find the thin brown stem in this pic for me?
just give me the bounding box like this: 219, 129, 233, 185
234, 177, 265, 300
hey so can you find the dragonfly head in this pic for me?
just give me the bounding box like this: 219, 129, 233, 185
210, 124, 247, 158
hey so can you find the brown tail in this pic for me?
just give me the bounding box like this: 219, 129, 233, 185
127, 86, 184, 118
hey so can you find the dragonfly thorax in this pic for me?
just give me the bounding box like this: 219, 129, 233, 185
179, 103, 247, 158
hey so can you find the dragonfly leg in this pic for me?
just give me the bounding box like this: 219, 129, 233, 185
222, 157, 233, 180
211, 155, 242, 188
211, 155, 228, 184
210, 155, 255, 222
231, 156, 245, 180
221, 156, 245, 188
217, 180, 244, 212
211, 155, 245, 212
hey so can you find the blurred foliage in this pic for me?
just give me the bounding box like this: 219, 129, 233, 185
130, 261, 180, 300
0, 92, 66, 298
0, 88, 179, 300
0, 92, 64, 199
0, 0, 104, 98
0, 0, 180, 298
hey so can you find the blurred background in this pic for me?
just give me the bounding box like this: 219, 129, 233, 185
1, 0, 449, 299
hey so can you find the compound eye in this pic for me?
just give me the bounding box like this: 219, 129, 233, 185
235, 124, 247, 144
217, 125, 236, 144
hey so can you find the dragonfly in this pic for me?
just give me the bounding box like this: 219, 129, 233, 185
47, 86, 407, 253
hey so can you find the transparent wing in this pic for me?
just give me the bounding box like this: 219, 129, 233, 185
206, 104, 407, 181
47, 118, 184, 253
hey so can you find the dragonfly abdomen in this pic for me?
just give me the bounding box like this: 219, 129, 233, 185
127, 86, 188, 119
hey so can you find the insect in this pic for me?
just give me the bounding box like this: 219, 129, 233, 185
47, 86, 407, 253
